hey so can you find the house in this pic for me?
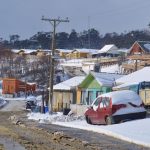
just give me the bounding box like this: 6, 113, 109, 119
129, 41, 150, 55
97, 44, 119, 57
114, 67, 150, 107
11, 49, 51, 57
2, 78, 36, 97
36, 49, 51, 57
66, 48, 98, 59
78, 72, 124, 105
53, 76, 85, 111
55, 49, 73, 58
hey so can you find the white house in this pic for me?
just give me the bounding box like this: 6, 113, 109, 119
97, 44, 119, 56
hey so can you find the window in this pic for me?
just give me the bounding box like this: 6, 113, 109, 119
96, 91, 103, 97
93, 97, 101, 106
100, 97, 110, 108
88, 91, 94, 105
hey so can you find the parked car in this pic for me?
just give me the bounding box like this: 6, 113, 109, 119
26, 101, 36, 109
85, 90, 146, 125
25, 96, 37, 109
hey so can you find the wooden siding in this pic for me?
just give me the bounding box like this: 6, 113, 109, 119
130, 42, 145, 55
2, 78, 36, 95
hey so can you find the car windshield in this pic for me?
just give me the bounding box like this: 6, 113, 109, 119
93, 97, 101, 106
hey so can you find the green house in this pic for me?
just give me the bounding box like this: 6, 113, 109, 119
78, 72, 123, 105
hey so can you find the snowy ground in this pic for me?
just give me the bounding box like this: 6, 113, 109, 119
27, 112, 150, 148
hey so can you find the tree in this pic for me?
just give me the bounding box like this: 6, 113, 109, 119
56, 32, 69, 48
68, 29, 80, 48
88, 28, 101, 48
10, 34, 20, 43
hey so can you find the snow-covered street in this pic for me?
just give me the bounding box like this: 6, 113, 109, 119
28, 112, 150, 148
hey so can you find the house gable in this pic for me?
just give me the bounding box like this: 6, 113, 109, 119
79, 74, 101, 89
129, 41, 145, 55
129, 41, 150, 55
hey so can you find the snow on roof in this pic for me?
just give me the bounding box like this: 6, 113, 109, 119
53, 76, 85, 90
97, 44, 118, 54
38, 49, 51, 52
60, 63, 82, 67
60, 59, 83, 67
91, 72, 124, 87
144, 44, 150, 52
98, 90, 141, 104
113, 82, 139, 90
137, 41, 150, 52
73, 49, 99, 54
27, 82, 36, 85
101, 64, 120, 74
116, 67, 150, 84
11, 49, 21, 53
20, 49, 37, 54
117, 48, 130, 53
12, 49, 37, 54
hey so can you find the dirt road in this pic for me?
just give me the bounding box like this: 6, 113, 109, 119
0, 110, 149, 150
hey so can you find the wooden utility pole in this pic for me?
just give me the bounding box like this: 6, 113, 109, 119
42, 16, 69, 113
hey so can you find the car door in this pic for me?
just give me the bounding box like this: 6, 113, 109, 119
89, 97, 101, 124
96, 97, 111, 124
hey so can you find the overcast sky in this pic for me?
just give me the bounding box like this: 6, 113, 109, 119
1, 0, 150, 40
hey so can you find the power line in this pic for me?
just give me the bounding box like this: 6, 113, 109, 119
41, 16, 69, 113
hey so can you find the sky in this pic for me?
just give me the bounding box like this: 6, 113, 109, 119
1, 0, 150, 40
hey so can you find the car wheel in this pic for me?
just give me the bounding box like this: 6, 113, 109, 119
86, 116, 92, 124
105, 116, 113, 125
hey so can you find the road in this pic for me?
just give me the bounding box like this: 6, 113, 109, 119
0, 99, 26, 111
0, 100, 150, 150
37, 123, 149, 150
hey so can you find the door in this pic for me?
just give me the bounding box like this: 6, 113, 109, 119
96, 97, 111, 124
89, 97, 101, 124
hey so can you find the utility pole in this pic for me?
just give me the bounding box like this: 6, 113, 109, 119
42, 16, 69, 113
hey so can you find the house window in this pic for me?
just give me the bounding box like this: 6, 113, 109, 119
81, 91, 87, 105
96, 91, 103, 97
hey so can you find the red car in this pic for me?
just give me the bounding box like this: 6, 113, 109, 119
85, 90, 146, 125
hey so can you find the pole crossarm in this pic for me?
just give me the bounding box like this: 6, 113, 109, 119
41, 16, 69, 113
42, 16, 69, 27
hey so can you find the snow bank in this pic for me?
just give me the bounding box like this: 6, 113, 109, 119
27, 112, 84, 123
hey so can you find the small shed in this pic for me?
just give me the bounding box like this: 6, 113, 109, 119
97, 44, 119, 57
53, 76, 85, 111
